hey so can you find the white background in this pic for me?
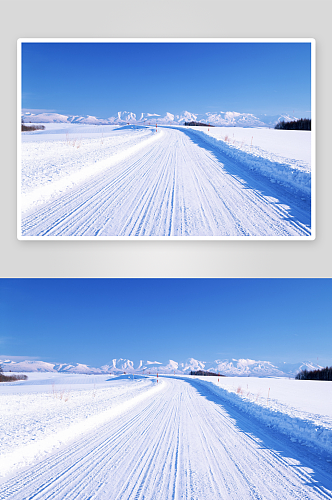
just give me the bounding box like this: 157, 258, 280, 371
2, 0, 331, 277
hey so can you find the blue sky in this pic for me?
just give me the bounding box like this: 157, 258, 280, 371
21, 41, 312, 118
0, 279, 330, 367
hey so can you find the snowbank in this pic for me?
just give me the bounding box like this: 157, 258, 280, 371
194, 376, 332, 456
0, 373, 163, 478
20, 124, 159, 214
181, 126, 312, 197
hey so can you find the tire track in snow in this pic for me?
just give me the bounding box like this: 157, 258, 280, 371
1, 378, 331, 499
21, 128, 311, 237
21, 134, 165, 237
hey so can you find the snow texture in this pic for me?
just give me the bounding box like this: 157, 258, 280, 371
193, 375, 332, 456
21, 124, 158, 214
0, 374, 331, 499
183, 126, 311, 196
20, 124, 312, 237
0, 373, 161, 478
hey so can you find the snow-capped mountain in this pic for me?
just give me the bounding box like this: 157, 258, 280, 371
0, 358, 103, 374
138, 112, 162, 121
21, 110, 298, 128
22, 112, 70, 123
100, 358, 137, 373
0, 357, 323, 377
273, 360, 324, 375
256, 113, 297, 128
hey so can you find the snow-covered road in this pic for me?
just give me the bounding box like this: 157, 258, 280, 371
1, 377, 331, 499
21, 126, 311, 237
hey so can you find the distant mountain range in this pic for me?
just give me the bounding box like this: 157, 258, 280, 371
0, 357, 323, 378
21, 110, 298, 128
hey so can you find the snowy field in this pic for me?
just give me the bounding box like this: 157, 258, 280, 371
20, 124, 158, 214
1, 373, 331, 499
193, 125, 311, 193
20, 124, 312, 238
198, 126, 311, 165
0, 373, 161, 479
191, 375, 332, 454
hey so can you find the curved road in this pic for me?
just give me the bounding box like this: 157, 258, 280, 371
21, 127, 311, 237
1, 377, 330, 499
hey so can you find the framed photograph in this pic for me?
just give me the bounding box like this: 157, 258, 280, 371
18, 39, 315, 240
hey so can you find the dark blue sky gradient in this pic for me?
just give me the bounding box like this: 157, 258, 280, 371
21, 41, 312, 118
1, 279, 330, 366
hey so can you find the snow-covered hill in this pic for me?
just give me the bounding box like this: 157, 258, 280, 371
0, 358, 103, 374
0, 357, 323, 377
21, 110, 297, 128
